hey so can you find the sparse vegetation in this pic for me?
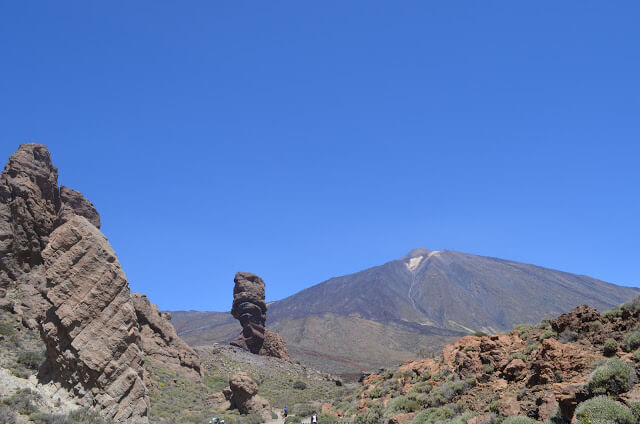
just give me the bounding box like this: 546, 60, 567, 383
292, 380, 307, 390
574, 396, 634, 424
503, 417, 537, 424
586, 358, 635, 395
603, 338, 619, 356
624, 331, 640, 351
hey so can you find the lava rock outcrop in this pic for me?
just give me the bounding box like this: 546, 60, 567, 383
132, 293, 202, 380
230, 272, 290, 360
230, 272, 268, 354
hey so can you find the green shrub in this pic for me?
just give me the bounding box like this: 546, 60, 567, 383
292, 380, 307, 390
368, 386, 384, 398
536, 319, 552, 330
463, 346, 475, 352
559, 330, 579, 343
574, 396, 634, 424
284, 417, 302, 424
17, 350, 45, 370
634, 348, 640, 362
524, 343, 539, 355
203, 374, 229, 392
589, 321, 604, 332
292, 404, 314, 417
482, 364, 495, 374
407, 382, 433, 395
509, 353, 528, 361
587, 358, 635, 395
355, 403, 382, 424
425, 379, 475, 407
603, 308, 624, 320
386, 395, 419, 414
0, 388, 40, 415
624, 331, 640, 351
512, 324, 533, 336
603, 338, 619, 357
0, 321, 15, 336
0, 406, 16, 424
412, 406, 456, 424
503, 417, 537, 424
629, 401, 640, 421
539, 329, 557, 340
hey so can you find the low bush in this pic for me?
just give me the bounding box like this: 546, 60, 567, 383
0, 406, 16, 424
386, 395, 419, 414
634, 348, 640, 362
624, 331, 640, 352
412, 406, 456, 424
482, 364, 495, 374
559, 330, 579, 343
586, 358, 635, 395
425, 379, 475, 407
539, 329, 557, 340
473, 331, 488, 337
508, 353, 527, 361
603, 308, 624, 320
407, 382, 433, 395
511, 324, 533, 336
292, 381, 307, 390
574, 396, 634, 424
503, 417, 537, 424
0, 388, 41, 415
589, 321, 604, 332
368, 386, 384, 398
354, 402, 382, 424
292, 404, 314, 417
603, 338, 619, 357
0, 321, 15, 336
17, 350, 45, 370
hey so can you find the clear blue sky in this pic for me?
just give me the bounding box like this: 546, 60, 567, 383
1, 2, 639, 311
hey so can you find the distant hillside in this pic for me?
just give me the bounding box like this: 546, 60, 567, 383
173, 248, 640, 375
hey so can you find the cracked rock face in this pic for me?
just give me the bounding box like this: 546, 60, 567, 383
132, 293, 202, 380
0, 144, 201, 423
41, 215, 149, 423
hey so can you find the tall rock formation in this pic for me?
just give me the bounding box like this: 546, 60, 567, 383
0, 144, 201, 423
230, 272, 267, 354
230, 272, 290, 360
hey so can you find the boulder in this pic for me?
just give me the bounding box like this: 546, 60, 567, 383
131, 293, 202, 380
228, 372, 272, 420
260, 329, 291, 361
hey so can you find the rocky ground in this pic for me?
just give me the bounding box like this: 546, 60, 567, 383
145, 344, 356, 423
347, 298, 640, 424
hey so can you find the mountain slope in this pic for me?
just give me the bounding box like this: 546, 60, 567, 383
173, 248, 639, 375
269, 248, 639, 333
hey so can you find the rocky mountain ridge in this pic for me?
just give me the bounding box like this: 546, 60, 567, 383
0, 144, 201, 423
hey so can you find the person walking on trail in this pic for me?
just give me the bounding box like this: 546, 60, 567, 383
283, 406, 288, 418
311, 412, 318, 424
